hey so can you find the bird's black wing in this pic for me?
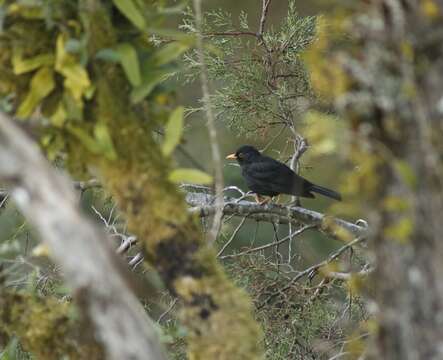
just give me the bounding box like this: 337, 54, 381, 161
242, 157, 295, 196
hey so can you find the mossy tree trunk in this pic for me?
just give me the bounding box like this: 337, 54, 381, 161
329, 1, 443, 358
80, 2, 263, 358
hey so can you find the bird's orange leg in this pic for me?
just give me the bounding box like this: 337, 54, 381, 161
255, 194, 272, 205
259, 196, 272, 205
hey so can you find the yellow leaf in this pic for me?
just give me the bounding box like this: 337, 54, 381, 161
50, 101, 68, 127
17, 67, 55, 118
319, 262, 339, 277
347, 274, 365, 293
382, 196, 410, 212
55, 34, 91, 101
32, 244, 51, 257
162, 106, 184, 156
169, 168, 213, 185
384, 217, 414, 243
422, 0, 440, 18
302, 110, 342, 157
12, 48, 54, 75
7, 3, 43, 19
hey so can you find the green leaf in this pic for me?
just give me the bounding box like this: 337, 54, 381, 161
169, 168, 213, 185
162, 106, 184, 156
115, 43, 141, 87
1, 337, 19, 360
67, 123, 117, 160
152, 42, 190, 66
17, 67, 55, 118
94, 122, 117, 160
147, 27, 195, 42
67, 125, 101, 154
112, 0, 146, 30
130, 69, 173, 104
95, 48, 121, 62
65, 39, 83, 53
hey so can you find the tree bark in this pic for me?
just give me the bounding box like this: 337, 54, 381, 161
331, 2, 443, 358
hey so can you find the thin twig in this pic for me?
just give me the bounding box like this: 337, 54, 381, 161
260, 124, 287, 152
0, 191, 9, 209
289, 135, 308, 203
193, 0, 224, 244
258, 237, 367, 308
157, 298, 178, 323
220, 225, 314, 259
217, 217, 247, 257
258, 0, 272, 36
205, 31, 258, 38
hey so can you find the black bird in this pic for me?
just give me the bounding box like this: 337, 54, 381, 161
226, 145, 341, 203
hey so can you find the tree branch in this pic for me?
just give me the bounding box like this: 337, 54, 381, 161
186, 192, 367, 238
258, 0, 272, 36
0, 112, 167, 360
193, 0, 224, 243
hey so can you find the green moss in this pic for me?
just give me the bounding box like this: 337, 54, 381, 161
0, 290, 103, 359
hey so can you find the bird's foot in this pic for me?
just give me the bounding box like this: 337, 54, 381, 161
255, 194, 272, 205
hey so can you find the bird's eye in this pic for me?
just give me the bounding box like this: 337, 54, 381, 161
237, 153, 243, 159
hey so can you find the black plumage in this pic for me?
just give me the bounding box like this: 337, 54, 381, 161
226, 145, 341, 202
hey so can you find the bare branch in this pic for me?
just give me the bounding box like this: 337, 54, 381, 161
0, 113, 167, 360
258, 0, 272, 36
217, 217, 248, 257
205, 31, 258, 38
193, 0, 224, 244
219, 224, 314, 259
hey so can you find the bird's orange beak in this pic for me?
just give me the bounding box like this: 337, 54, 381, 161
226, 153, 237, 160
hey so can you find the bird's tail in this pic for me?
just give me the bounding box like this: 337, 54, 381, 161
309, 184, 342, 201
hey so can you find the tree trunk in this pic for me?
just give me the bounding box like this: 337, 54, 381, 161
332, 1, 443, 358
0, 113, 167, 360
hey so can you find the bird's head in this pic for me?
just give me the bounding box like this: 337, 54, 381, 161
226, 145, 261, 165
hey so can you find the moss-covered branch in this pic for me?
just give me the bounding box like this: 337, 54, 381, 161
0, 290, 103, 360
80, 2, 263, 357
